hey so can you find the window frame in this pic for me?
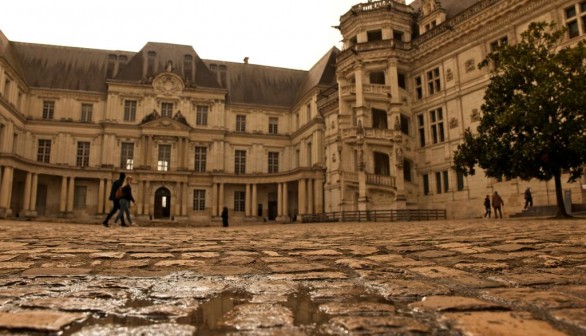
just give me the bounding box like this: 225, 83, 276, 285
429, 107, 445, 144
268, 117, 278, 134
194, 146, 207, 172
268, 151, 279, 173
81, 103, 93, 122
193, 189, 206, 211
124, 100, 137, 122
120, 142, 134, 170
161, 102, 173, 118
42, 101, 55, 120
236, 115, 246, 132
234, 191, 246, 212
76, 141, 90, 168
37, 139, 51, 163
235, 149, 246, 174
196, 105, 208, 126
157, 144, 171, 171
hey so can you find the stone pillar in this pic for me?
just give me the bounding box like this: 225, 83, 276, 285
277, 183, 283, 217
104, 178, 111, 214
298, 179, 306, 216
219, 183, 225, 210
212, 182, 218, 217
66, 176, 75, 214
283, 182, 289, 219
136, 180, 143, 215
22, 172, 31, 212
358, 171, 368, 211
144, 180, 150, 216
174, 182, 181, 217
98, 178, 105, 214
307, 179, 314, 215
252, 183, 258, 218
0, 167, 12, 217
59, 175, 67, 213
183, 138, 189, 169
315, 177, 324, 214
245, 184, 251, 216
145, 136, 152, 168
181, 181, 188, 217
30, 173, 38, 213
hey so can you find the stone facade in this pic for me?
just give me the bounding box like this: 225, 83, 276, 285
0, 0, 584, 223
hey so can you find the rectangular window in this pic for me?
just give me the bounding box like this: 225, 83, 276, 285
417, 114, 426, 147
369, 71, 385, 85
124, 100, 137, 121
423, 174, 429, 195
268, 152, 279, 173
307, 142, 312, 167
235, 150, 246, 174
415, 76, 423, 99
400, 114, 410, 135
158, 144, 171, 171
193, 189, 206, 211
236, 115, 246, 132
268, 117, 278, 134
76, 142, 90, 167
81, 103, 93, 122
42, 101, 55, 120
73, 186, 87, 209
234, 191, 246, 212
426, 68, 441, 95
435, 170, 449, 194
196, 105, 208, 126
120, 142, 134, 170
429, 107, 445, 144
456, 170, 465, 191
443, 170, 449, 193
37, 139, 51, 163
306, 103, 311, 123
161, 102, 173, 118
3, 78, 10, 98
194, 146, 207, 172
403, 159, 412, 182
435, 172, 442, 194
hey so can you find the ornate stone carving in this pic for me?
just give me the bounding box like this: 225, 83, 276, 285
153, 73, 184, 95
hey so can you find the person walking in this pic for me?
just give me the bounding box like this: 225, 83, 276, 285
483, 195, 491, 218
102, 172, 125, 227
221, 206, 229, 227
492, 191, 504, 219
114, 176, 135, 227
524, 187, 533, 209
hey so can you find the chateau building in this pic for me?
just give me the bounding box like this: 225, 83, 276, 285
0, 0, 584, 223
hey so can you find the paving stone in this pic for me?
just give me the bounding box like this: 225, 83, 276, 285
319, 302, 395, 315
22, 267, 92, 277
481, 288, 586, 309
0, 310, 86, 331
21, 297, 125, 313
408, 266, 472, 279
324, 315, 429, 334
341, 245, 379, 255
334, 258, 377, 269
413, 250, 458, 258
470, 253, 519, 261
489, 273, 577, 286
221, 303, 294, 330
181, 252, 220, 258
491, 244, 534, 252
89, 252, 125, 259
267, 263, 329, 273
454, 262, 510, 272
72, 323, 197, 336
366, 279, 451, 299
130, 253, 175, 258
154, 260, 206, 267
440, 311, 568, 336
409, 295, 503, 312
219, 256, 256, 265
0, 262, 34, 269
268, 272, 347, 281
550, 308, 586, 332
260, 256, 300, 263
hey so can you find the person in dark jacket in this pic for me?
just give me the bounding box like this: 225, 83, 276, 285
524, 187, 533, 209
114, 176, 135, 227
102, 172, 125, 227
483, 195, 491, 218
492, 191, 504, 219
221, 207, 229, 227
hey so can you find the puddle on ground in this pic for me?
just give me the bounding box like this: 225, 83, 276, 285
0, 288, 417, 335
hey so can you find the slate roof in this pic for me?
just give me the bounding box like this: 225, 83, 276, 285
411, 0, 483, 19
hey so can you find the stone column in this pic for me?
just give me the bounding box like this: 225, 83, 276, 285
183, 138, 189, 169
283, 182, 289, 218
136, 180, 143, 215
245, 184, 251, 216
174, 182, 181, 217
307, 179, 314, 215
252, 183, 258, 218
315, 177, 324, 214
59, 175, 67, 213
144, 180, 150, 216
0, 167, 12, 217
277, 183, 283, 217
212, 182, 218, 217
104, 178, 111, 214
98, 178, 105, 214
298, 179, 306, 216
66, 176, 75, 214
30, 173, 38, 213
219, 183, 225, 210
182, 181, 188, 217
145, 136, 152, 168
22, 172, 31, 212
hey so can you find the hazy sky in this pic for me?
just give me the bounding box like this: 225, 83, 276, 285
1, 0, 415, 70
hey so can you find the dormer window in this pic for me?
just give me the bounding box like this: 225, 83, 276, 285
367, 30, 382, 42
147, 51, 157, 77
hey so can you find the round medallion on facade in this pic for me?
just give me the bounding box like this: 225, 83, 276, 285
153, 74, 184, 95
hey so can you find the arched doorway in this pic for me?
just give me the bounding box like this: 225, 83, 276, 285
154, 187, 171, 219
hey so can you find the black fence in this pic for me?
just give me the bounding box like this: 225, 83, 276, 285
301, 209, 447, 223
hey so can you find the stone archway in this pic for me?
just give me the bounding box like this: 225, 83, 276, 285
154, 187, 171, 219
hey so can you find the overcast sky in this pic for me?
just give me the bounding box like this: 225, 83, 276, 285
0, 0, 415, 70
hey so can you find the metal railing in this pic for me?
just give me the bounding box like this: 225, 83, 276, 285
301, 209, 446, 223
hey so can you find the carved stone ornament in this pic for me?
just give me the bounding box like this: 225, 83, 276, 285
449, 117, 458, 129
153, 74, 184, 95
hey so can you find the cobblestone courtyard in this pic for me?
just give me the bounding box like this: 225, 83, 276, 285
0, 218, 585, 335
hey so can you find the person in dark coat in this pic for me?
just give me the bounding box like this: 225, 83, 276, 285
524, 187, 533, 209
221, 207, 229, 227
483, 195, 491, 218
492, 191, 504, 219
102, 172, 125, 227
114, 176, 135, 227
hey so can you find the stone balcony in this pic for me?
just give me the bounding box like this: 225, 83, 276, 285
341, 127, 402, 142
367, 173, 396, 188
340, 83, 391, 100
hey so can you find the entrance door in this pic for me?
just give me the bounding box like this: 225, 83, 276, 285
36, 184, 47, 216
154, 187, 171, 219
268, 201, 277, 220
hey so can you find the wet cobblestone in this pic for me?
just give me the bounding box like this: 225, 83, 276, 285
0, 218, 584, 335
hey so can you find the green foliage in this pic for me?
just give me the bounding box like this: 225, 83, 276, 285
454, 22, 586, 183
